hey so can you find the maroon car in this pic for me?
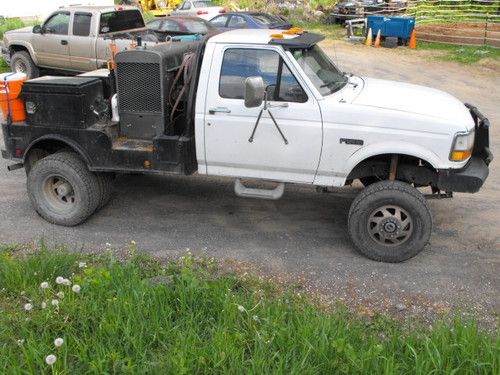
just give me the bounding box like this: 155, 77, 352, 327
146, 16, 218, 41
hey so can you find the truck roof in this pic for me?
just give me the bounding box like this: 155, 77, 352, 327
207, 29, 324, 49
57, 5, 139, 13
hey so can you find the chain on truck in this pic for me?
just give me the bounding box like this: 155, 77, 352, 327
0, 28, 493, 263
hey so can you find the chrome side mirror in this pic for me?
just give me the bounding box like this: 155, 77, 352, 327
244, 76, 265, 108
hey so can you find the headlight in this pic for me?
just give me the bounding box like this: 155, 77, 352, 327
449, 130, 475, 161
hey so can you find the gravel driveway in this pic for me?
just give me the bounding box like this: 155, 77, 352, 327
0, 41, 498, 326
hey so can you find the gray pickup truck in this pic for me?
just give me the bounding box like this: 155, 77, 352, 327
1, 5, 159, 78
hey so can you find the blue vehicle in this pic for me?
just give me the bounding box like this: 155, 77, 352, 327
209, 12, 292, 31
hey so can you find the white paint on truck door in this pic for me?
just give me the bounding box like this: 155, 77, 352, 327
204, 45, 323, 184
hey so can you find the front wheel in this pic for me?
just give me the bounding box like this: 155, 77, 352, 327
348, 180, 433, 262
27, 152, 100, 226
10, 51, 40, 79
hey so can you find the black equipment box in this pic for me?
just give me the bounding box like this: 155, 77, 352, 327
20, 76, 104, 128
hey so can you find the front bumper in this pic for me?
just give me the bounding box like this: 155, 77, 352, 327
437, 104, 492, 193
0, 41, 10, 64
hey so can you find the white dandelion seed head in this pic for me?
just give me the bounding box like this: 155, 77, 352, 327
54, 337, 64, 347
55, 276, 64, 284
72, 285, 81, 293
78, 262, 87, 268
56, 292, 64, 299
237, 305, 246, 313
62, 279, 71, 286
51, 299, 59, 306
20, 291, 25, 296
253, 315, 259, 321
34, 272, 38, 276
45, 354, 57, 366
40, 282, 49, 289
24, 303, 33, 311
17, 339, 25, 345
41, 302, 47, 309
130, 240, 136, 245
105, 242, 111, 247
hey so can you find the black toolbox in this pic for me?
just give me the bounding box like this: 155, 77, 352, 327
20, 76, 104, 128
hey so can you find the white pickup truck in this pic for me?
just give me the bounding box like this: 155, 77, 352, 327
1, 29, 492, 262
1, 5, 159, 79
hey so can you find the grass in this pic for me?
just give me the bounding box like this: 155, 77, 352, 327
418, 41, 500, 64
0, 245, 498, 374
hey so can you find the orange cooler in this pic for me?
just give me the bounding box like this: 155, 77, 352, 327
0, 72, 27, 122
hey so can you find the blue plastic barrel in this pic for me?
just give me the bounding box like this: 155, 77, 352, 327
367, 15, 415, 40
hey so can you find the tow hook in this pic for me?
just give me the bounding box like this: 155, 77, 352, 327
7, 162, 23, 171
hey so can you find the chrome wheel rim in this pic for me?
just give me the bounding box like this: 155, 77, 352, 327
367, 205, 413, 246
42, 175, 76, 212
14, 60, 27, 74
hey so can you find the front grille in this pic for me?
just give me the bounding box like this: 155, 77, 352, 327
116, 62, 162, 113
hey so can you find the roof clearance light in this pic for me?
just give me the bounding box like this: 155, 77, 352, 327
270, 33, 284, 39
283, 27, 305, 35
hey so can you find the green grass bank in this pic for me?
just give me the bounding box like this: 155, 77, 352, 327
0, 245, 498, 374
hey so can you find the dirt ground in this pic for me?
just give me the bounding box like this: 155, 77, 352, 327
0, 41, 499, 327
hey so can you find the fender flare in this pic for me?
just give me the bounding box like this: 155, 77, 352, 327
8, 42, 40, 65
344, 141, 442, 177
23, 134, 93, 167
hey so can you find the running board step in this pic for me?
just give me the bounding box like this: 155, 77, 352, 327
234, 179, 285, 200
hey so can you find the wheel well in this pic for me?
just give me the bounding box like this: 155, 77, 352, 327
9, 45, 30, 56
24, 139, 86, 173
347, 153, 438, 187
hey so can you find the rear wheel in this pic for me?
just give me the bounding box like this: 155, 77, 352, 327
27, 152, 99, 226
348, 180, 432, 262
95, 173, 114, 210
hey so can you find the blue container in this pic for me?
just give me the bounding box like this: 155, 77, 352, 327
367, 15, 415, 40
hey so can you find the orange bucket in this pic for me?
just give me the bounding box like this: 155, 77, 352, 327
0, 72, 27, 122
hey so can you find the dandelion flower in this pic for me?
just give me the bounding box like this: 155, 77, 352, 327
51, 299, 59, 306
55, 276, 64, 284
62, 279, 71, 286
24, 303, 33, 311
45, 354, 57, 366
56, 292, 64, 299
41, 302, 47, 309
17, 339, 25, 345
54, 337, 64, 347
72, 284, 81, 293
237, 305, 246, 313
78, 262, 87, 268
40, 281, 49, 289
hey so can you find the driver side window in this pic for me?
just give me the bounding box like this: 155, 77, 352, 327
44, 12, 70, 35
219, 48, 307, 103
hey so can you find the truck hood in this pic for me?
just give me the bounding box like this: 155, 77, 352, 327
5, 26, 33, 36
352, 77, 473, 129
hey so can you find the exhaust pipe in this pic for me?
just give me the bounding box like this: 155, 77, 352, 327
7, 162, 23, 171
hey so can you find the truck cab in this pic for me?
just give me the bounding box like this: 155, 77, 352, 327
1, 28, 492, 263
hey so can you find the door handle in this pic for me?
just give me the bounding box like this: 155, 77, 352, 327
61, 40, 68, 45
209, 107, 231, 114
268, 102, 289, 108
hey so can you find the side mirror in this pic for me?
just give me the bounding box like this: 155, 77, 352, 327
32, 25, 42, 34
244, 76, 265, 108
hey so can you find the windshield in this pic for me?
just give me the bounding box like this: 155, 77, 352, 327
99, 10, 145, 34
291, 45, 347, 96
182, 19, 215, 33
193, 1, 217, 7
252, 13, 282, 25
